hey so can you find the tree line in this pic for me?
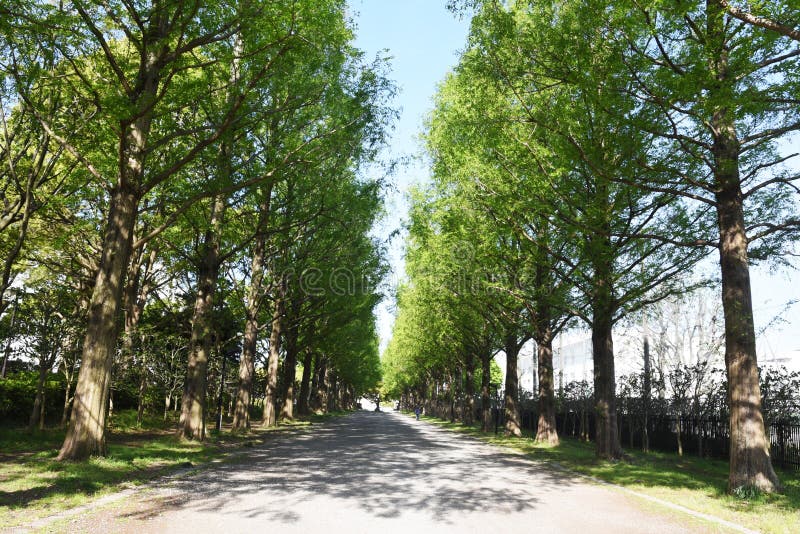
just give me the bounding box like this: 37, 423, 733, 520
0, 1, 391, 459
383, 0, 799, 494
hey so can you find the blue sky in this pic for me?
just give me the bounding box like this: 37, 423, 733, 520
350, 0, 471, 353
349, 1, 800, 366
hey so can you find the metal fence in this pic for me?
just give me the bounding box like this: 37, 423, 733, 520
519, 410, 800, 471
430, 396, 800, 471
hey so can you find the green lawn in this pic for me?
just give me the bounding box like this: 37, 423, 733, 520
412, 413, 800, 534
0, 409, 344, 528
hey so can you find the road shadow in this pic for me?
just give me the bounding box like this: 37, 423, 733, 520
122, 411, 584, 526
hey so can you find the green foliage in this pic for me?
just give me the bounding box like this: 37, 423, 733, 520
0, 0, 393, 444
761, 366, 800, 424
0, 372, 66, 423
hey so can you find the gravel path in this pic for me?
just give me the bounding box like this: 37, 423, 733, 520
46, 411, 721, 533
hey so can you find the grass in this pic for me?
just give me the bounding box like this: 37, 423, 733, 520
0, 409, 348, 528
410, 412, 800, 534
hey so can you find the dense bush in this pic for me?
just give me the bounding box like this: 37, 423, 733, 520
0, 372, 67, 424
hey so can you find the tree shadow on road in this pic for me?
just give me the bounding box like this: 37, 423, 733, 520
121, 411, 584, 526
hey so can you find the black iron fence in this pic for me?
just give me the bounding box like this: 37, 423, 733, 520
520, 409, 800, 471
417, 397, 800, 471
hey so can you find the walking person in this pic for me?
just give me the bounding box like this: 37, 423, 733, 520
414, 406, 421, 420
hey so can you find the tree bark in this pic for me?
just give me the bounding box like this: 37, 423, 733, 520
279, 322, 299, 420
1, 298, 18, 379
464, 353, 475, 425
124, 244, 157, 428
718, 0, 800, 42
480, 351, 491, 433
715, 140, 781, 492
232, 184, 273, 431
325, 368, 336, 412
592, 313, 621, 459
61, 376, 73, 428
535, 330, 559, 445
178, 193, 226, 440
122, 244, 156, 365
449, 370, 457, 422
310, 355, 326, 412
588, 199, 621, 459
643, 328, 651, 453
503, 336, 522, 437
57, 27, 165, 459
232, 294, 258, 431
58, 185, 138, 460
136, 365, 147, 426
297, 349, 314, 416
29, 361, 49, 431
262, 288, 285, 426
707, 0, 780, 493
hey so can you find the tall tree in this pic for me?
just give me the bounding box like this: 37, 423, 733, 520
615, 0, 800, 491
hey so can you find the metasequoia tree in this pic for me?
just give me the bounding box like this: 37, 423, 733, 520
225, 36, 392, 428
613, 0, 800, 492
383, 185, 510, 432
425, 60, 577, 443
1, 0, 352, 459
420, 1, 704, 458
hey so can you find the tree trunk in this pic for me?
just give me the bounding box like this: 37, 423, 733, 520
122, 244, 156, 371
716, 166, 780, 490
582, 403, 590, 442
232, 297, 258, 431
57, 32, 166, 459
279, 323, 299, 420
480, 352, 491, 433
61, 377, 73, 428
107, 387, 114, 423
311, 355, 326, 412
643, 330, 651, 453
136, 369, 146, 426
629, 416, 634, 449
29, 362, 49, 431
325, 369, 336, 412
232, 183, 272, 431
535, 331, 559, 445
297, 349, 314, 416
705, 0, 780, 493
125, 244, 157, 429
464, 353, 475, 425
503, 336, 522, 437
449, 371, 456, 423
262, 289, 284, 426
58, 185, 138, 460
592, 314, 621, 459
178, 193, 226, 440
214, 338, 228, 432
1, 299, 18, 379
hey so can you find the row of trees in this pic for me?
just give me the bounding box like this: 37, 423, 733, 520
383, 0, 799, 493
0, 1, 390, 458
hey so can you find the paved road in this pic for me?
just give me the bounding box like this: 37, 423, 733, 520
61, 411, 714, 533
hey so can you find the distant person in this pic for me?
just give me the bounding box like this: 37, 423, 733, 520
414, 406, 421, 420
